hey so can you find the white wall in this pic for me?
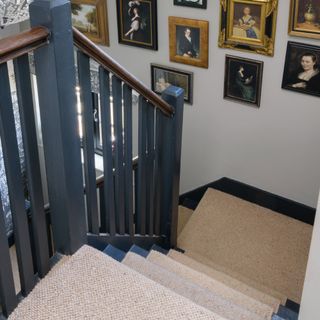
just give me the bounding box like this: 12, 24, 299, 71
299, 192, 320, 319
101, 0, 320, 208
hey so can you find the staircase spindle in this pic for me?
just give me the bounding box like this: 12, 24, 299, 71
14, 54, 50, 278
0, 62, 35, 296
99, 67, 116, 236
123, 84, 134, 236
112, 76, 126, 235
77, 51, 99, 235
0, 198, 18, 317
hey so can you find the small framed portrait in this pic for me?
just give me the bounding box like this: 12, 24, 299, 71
116, 0, 158, 50
169, 17, 209, 68
173, 0, 207, 9
71, 0, 109, 46
151, 64, 194, 104
224, 55, 264, 107
219, 0, 278, 56
282, 41, 320, 97
288, 0, 320, 40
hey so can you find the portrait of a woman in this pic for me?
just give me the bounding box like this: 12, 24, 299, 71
288, 53, 320, 93
125, 1, 145, 41
233, 6, 261, 40
282, 42, 320, 97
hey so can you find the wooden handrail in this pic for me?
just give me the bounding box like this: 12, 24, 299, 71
0, 27, 50, 64
73, 27, 174, 117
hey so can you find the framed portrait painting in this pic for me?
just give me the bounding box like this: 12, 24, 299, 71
116, 0, 158, 50
71, 0, 109, 46
224, 55, 264, 107
282, 41, 320, 97
173, 0, 207, 9
151, 64, 194, 104
219, 0, 278, 56
288, 0, 320, 39
169, 17, 209, 68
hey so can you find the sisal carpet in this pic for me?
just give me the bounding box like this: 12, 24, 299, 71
168, 249, 281, 312
147, 250, 274, 320
177, 206, 193, 235
9, 245, 224, 320
178, 188, 313, 303
123, 252, 262, 320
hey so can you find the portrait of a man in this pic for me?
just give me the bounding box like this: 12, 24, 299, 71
176, 26, 200, 58
282, 41, 320, 97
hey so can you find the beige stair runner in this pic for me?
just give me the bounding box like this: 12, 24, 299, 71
178, 188, 312, 303
186, 250, 287, 305
168, 249, 281, 312
9, 245, 225, 320
178, 205, 193, 235
147, 250, 274, 320
123, 252, 264, 320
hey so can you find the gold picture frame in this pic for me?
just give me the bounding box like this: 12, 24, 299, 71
71, 0, 109, 46
288, 0, 320, 40
218, 0, 278, 56
169, 17, 209, 68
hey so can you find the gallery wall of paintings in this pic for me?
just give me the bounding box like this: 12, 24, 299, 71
72, 0, 320, 207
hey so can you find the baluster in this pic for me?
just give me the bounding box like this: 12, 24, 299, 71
14, 54, 50, 278
0, 62, 35, 295
99, 67, 116, 236
146, 104, 155, 236
136, 96, 148, 235
112, 76, 125, 235
0, 197, 17, 317
154, 109, 165, 236
77, 51, 99, 234
123, 84, 133, 236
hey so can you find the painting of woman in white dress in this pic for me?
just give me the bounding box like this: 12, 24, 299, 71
232, 4, 261, 40
117, 0, 158, 50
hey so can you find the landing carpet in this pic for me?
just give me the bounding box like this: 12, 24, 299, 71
178, 188, 313, 303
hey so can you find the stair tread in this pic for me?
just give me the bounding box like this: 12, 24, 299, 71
178, 205, 194, 235
123, 251, 264, 320
129, 245, 149, 258
277, 306, 298, 320
9, 245, 225, 320
103, 244, 126, 262
186, 250, 287, 305
168, 249, 281, 312
178, 188, 309, 302
147, 250, 274, 320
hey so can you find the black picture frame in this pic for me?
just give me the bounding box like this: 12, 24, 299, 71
151, 64, 194, 104
173, 0, 207, 9
224, 55, 264, 107
116, 0, 158, 50
282, 41, 320, 98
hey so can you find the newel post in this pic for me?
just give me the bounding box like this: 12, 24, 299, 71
161, 86, 184, 248
29, 0, 87, 254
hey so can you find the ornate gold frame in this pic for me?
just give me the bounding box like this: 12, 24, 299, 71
169, 17, 209, 69
71, 0, 109, 46
288, 0, 320, 40
219, 0, 278, 56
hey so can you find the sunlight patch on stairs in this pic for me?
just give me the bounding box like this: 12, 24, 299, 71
178, 188, 313, 303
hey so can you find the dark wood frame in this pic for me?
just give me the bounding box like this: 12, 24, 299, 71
116, 0, 158, 50
173, 0, 207, 9
169, 16, 209, 68
281, 41, 320, 98
71, 0, 110, 46
151, 64, 194, 104
224, 55, 264, 107
288, 0, 320, 40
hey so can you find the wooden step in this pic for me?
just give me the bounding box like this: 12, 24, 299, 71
168, 249, 281, 312
123, 251, 264, 320
147, 250, 274, 320
8, 245, 223, 320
